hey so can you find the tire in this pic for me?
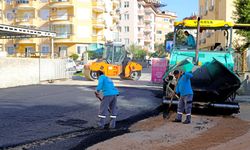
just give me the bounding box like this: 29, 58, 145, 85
130, 71, 141, 80
84, 68, 98, 81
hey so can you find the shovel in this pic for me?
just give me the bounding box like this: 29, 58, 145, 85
163, 85, 179, 119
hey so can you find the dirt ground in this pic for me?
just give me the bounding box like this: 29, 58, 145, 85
87, 113, 250, 150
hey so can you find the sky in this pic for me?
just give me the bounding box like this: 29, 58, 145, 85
161, 0, 198, 21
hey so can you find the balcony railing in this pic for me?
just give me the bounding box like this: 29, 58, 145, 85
14, 0, 34, 9
138, 33, 144, 39
55, 32, 73, 39
138, 21, 144, 27
138, 10, 144, 16
144, 16, 151, 22
144, 37, 151, 42
15, 17, 34, 24
92, 18, 105, 28
92, 0, 105, 12
92, 34, 104, 42
50, 0, 72, 3
49, 0, 74, 7
49, 15, 74, 21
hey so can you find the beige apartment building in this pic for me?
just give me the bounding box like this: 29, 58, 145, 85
199, 0, 237, 49
118, 0, 176, 53
1, 0, 119, 58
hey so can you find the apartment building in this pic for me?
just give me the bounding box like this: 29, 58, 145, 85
1, 0, 119, 58
118, 0, 176, 53
155, 11, 176, 44
199, 0, 236, 49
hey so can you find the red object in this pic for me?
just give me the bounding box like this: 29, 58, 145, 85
151, 58, 168, 83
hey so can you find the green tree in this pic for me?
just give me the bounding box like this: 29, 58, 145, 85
69, 53, 79, 61
165, 32, 174, 41
129, 44, 146, 60
233, 0, 250, 48
87, 51, 103, 60
153, 43, 166, 58
165, 31, 186, 45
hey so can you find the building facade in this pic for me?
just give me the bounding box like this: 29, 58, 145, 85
1, 0, 119, 58
199, 0, 237, 49
118, 0, 176, 53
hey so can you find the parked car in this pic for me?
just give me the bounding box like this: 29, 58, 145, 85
66, 59, 77, 72
75, 61, 85, 73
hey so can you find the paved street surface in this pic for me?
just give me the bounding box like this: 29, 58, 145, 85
0, 67, 163, 149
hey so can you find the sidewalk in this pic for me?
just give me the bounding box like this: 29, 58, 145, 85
42, 67, 162, 89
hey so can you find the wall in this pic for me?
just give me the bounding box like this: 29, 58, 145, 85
0, 58, 68, 88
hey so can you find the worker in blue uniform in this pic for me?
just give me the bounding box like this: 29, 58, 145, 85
95, 70, 119, 129
184, 31, 196, 48
172, 70, 193, 124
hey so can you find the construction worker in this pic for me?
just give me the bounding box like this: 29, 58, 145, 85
184, 31, 196, 48
95, 70, 119, 129
172, 70, 193, 124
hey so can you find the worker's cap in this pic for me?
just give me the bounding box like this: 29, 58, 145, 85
96, 70, 104, 76
173, 70, 180, 75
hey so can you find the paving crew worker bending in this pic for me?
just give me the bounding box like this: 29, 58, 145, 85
95, 70, 119, 129
172, 70, 193, 124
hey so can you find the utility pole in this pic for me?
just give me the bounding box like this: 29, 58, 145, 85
195, 17, 201, 65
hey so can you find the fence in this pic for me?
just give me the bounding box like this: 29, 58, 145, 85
0, 58, 69, 88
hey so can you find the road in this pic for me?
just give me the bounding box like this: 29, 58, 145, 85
0, 84, 162, 150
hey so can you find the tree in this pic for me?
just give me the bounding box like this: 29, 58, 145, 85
153, 43, 166, 58
233, 0, 250, 45
165, 31, 186, 45
129, 44, 146, 60
69, 53, 79, 61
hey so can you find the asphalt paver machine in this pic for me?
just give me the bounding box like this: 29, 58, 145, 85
162, 19, 242, 114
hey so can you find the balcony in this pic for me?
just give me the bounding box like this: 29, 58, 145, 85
144, 16, 151, 22
92, 34, 105, 43
138, 33, 144, 39
138, 21, 144, 27
112, 0, 119, 6
49, 14, 74, 24
144, 37, 151, 43
112, 14, 120, 22
144, 26, 151, 33
92, 1, 105, 13
15, 17, 34, 26
138, 10, 144, 16
14, 0, 35, 10
49, 0, 74, 8
92, 19, 105, 29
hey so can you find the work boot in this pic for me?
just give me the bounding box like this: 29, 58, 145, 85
172, 119, 182, 123
183, 115, 191, 124
183, 120, 191, 124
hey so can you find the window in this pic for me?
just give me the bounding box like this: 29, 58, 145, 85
76, 45, 86, 55
6, 12, 14, 21
204, 0, 208, 15
6, 0, 12, 4
16, 0, 29, 4
124, 14, 129, 20
124, 26, 129, 32
51, 24, 72, 38
156, 30, 162, 34
210, 0, 214, 11
125, 38, 129, 45
199, 6, 203, 16
7, 46, 15, 55
41, 45, 50, 54
164, 18, 169, 22
117, 26, 121, 32
124, 1, 129, 8
40, 9, 49, 20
